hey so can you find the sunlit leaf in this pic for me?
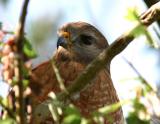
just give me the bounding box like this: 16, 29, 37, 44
0, 42, 4, 46
119, 77, 140, 83
81, 118, 90, 124
22, 79, 29, 89
0, 96, 8, 107
125, 7, 156, 48
62, 105, 82, 124
133, 98, 146, 112
125, 8, 139, 21
131, 25, 146, 37
130, 24, 155, 48
62, 114, 81, 124
96, 100, 129, 115
0, 118, 16, 124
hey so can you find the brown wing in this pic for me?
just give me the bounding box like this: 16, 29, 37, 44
71, 69, 123, 122
29, 54, 85, 106
29, 49, 123, 123
29, 61, 58, 104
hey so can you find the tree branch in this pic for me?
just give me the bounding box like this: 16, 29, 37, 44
15, 0, 30, 124
143, 0, 160, 27
33, 1, 160, 122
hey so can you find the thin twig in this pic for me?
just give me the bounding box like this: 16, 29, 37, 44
123, 58, 155, 92
123, 58, 160, 100
0, 30, 14, 35
15, 0, 30, 124
50, 59, 68, 94
48, 92, 61, 124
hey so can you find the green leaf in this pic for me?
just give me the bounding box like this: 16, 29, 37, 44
22, 79, 29, 89
64, 105, 80, 116
131, 25, 146, 37
22, 64, 29, 78
96, 100, 129, 115
0, 42, 4, 46
125, 8, 139, 21
119, 77, 140, 83
62, 105, 81, 124
62, 114, 81, 124
2, 98, 8, 107
125, 7, 156, 48
11, 76, 18, 86
0, 96, 8, 107
81, 118, 90, 124
23, 37, 37, 58
0, 118, 16, 124
133, 99, 146, 112
126, 113, 150, 124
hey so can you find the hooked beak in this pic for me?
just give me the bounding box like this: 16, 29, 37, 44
57, 36, 67, 49
57, 31, 70, 49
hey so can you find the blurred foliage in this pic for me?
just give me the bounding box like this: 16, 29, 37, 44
126, 97, 150, 124
124, 7, 160, 124
0, 118, 16, 124
48, 101, 125, 124
125, 8, 140, 22
126, 113, 149, 124
0, 0, 10, 6
26, 14, 63, 65
27, 15, 61, 45
62, 105, 82, 124
125, 7, 156, 48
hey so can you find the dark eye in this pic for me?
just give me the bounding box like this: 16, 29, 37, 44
80, 35, 93, 45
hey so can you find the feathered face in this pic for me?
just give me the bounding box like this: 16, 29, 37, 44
57, 22, 109, 64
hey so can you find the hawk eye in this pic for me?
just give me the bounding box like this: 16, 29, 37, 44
80, 35, 93, 45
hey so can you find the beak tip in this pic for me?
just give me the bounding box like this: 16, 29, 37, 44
57, 37, 67, 49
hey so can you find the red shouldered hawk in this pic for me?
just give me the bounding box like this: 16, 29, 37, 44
30, 22, 124, 124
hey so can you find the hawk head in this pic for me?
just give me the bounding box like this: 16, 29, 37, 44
57, 22, 109, 63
